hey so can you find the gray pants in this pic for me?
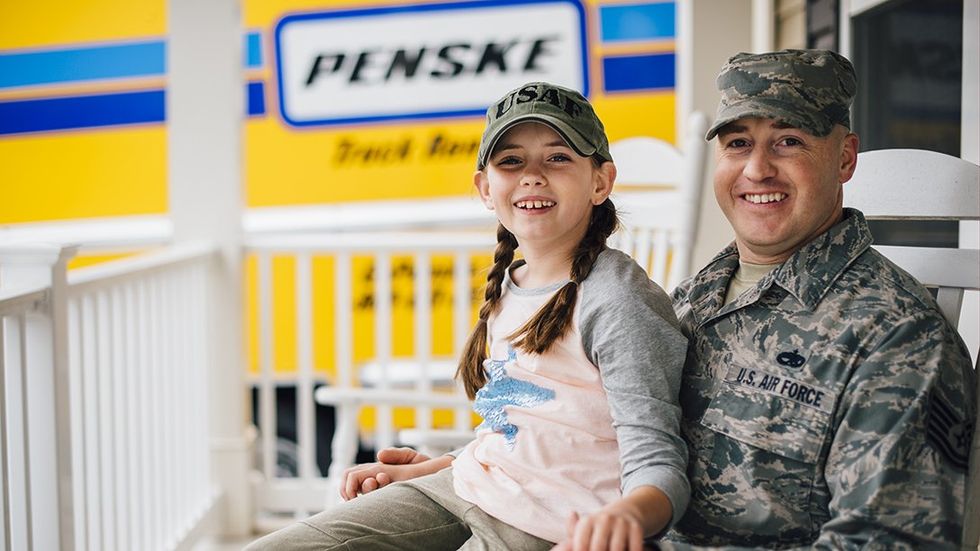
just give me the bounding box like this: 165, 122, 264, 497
246, 468, 553, 551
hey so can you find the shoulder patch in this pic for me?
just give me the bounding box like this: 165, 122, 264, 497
926, 394, 972, 471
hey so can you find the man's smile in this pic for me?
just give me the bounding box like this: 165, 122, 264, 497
743, 192, 788, 205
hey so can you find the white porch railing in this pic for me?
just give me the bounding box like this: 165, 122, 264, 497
0, 190, 698, 537
0, 243, 223, 551
245, 231, 493, 519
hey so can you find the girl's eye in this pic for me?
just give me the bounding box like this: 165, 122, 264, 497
496, 156, 523, 165
548, 153, 572, 162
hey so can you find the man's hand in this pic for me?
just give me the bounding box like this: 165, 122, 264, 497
339, 447, 435, 501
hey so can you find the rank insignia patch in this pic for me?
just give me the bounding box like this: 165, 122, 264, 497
927, 394, 972, 471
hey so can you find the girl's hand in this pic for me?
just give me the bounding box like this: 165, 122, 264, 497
553, 507, 645, 551
552, 486, 671, 551
339, 447, 438, 501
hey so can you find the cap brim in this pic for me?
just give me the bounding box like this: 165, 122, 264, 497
478, 114, 597, 169
705, 98, 828, 140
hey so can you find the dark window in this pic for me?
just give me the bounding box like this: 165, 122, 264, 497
852, 0, 963, 247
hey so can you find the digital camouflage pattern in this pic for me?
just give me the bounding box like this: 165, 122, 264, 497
705, 49, 857, 140
662, 209, 976, 550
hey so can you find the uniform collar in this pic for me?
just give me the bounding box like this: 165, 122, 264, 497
773, 208, 872, 309
686, 208, 872, 323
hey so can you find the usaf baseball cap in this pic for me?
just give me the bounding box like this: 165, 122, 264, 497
705, 49, 857, 140
477, 82, 611, 169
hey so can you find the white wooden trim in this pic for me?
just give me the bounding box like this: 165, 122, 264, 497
67, 243, 215, 290
848, 0, 891, 16
248, 232, 495, 254
0, 287, 47, 315
244, 197, 493, 235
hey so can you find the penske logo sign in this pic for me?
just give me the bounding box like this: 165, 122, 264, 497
274, 0, 589, 127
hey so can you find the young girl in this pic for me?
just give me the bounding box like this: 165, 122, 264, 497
248, 82, 689, 551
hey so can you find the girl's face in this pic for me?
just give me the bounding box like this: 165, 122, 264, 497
474, 122, 614, 257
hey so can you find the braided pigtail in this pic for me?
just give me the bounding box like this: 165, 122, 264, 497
456, 223, 518, 398
508, 198, 619, 354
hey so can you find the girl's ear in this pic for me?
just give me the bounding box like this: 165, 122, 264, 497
474, 170, 494, 210
591, 161, 616, 205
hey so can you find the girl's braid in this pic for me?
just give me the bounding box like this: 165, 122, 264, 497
456, 223, 518, 398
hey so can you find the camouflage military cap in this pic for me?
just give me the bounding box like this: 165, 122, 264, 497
477, 82, 611, 169
705, 49, 857, 140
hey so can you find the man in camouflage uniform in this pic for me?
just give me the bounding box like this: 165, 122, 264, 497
660, 49, 977, 549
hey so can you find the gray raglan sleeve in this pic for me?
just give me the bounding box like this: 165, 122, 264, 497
579, 250, 691, 527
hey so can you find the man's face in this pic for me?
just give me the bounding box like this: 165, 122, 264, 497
713, 118, 859, 264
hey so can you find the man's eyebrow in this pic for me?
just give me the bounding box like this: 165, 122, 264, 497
717, 124, 747, 136
772, 121, 797, 129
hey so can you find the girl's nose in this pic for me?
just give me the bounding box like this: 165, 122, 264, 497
520, 162, 546, 186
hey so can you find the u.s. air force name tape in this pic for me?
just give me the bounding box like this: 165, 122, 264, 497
724, 364, 834, 414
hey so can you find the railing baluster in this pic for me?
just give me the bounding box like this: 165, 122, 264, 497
1, 315, 10, 551
635, 229, 653, 277
18, 314, 35, 551
296, 254, 315, 483
652, 231, 669, 287
335, 253, 353, 389
148, 278, 162, 548
111, 285, 128, 551
163, 269, 177, 541
192, 263, 209, 508
80, 293, 102, 551
137, 280, 152, 551
5, 315, 31, 551
67, 298, 86, 551
415, 252, 432, 432
328, 253, 356, 484
95, 291, 115, 551
123, 283, 140, 551
258, 253, 276, 481
177, 266, 191, 527
453, 251, 471, 431
24, 297, 64, 551
374, 253, 393, 452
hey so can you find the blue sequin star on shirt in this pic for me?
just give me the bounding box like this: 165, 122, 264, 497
473, 346, 555, 449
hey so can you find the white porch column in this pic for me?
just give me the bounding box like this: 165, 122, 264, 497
677, 0, 754, 270
167, 0, 252, 537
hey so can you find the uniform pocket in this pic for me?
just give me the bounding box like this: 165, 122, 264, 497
699, 364, 837, 464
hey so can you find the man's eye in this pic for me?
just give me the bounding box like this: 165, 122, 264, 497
780, 136, 803, 146
726, 138, 750, 148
